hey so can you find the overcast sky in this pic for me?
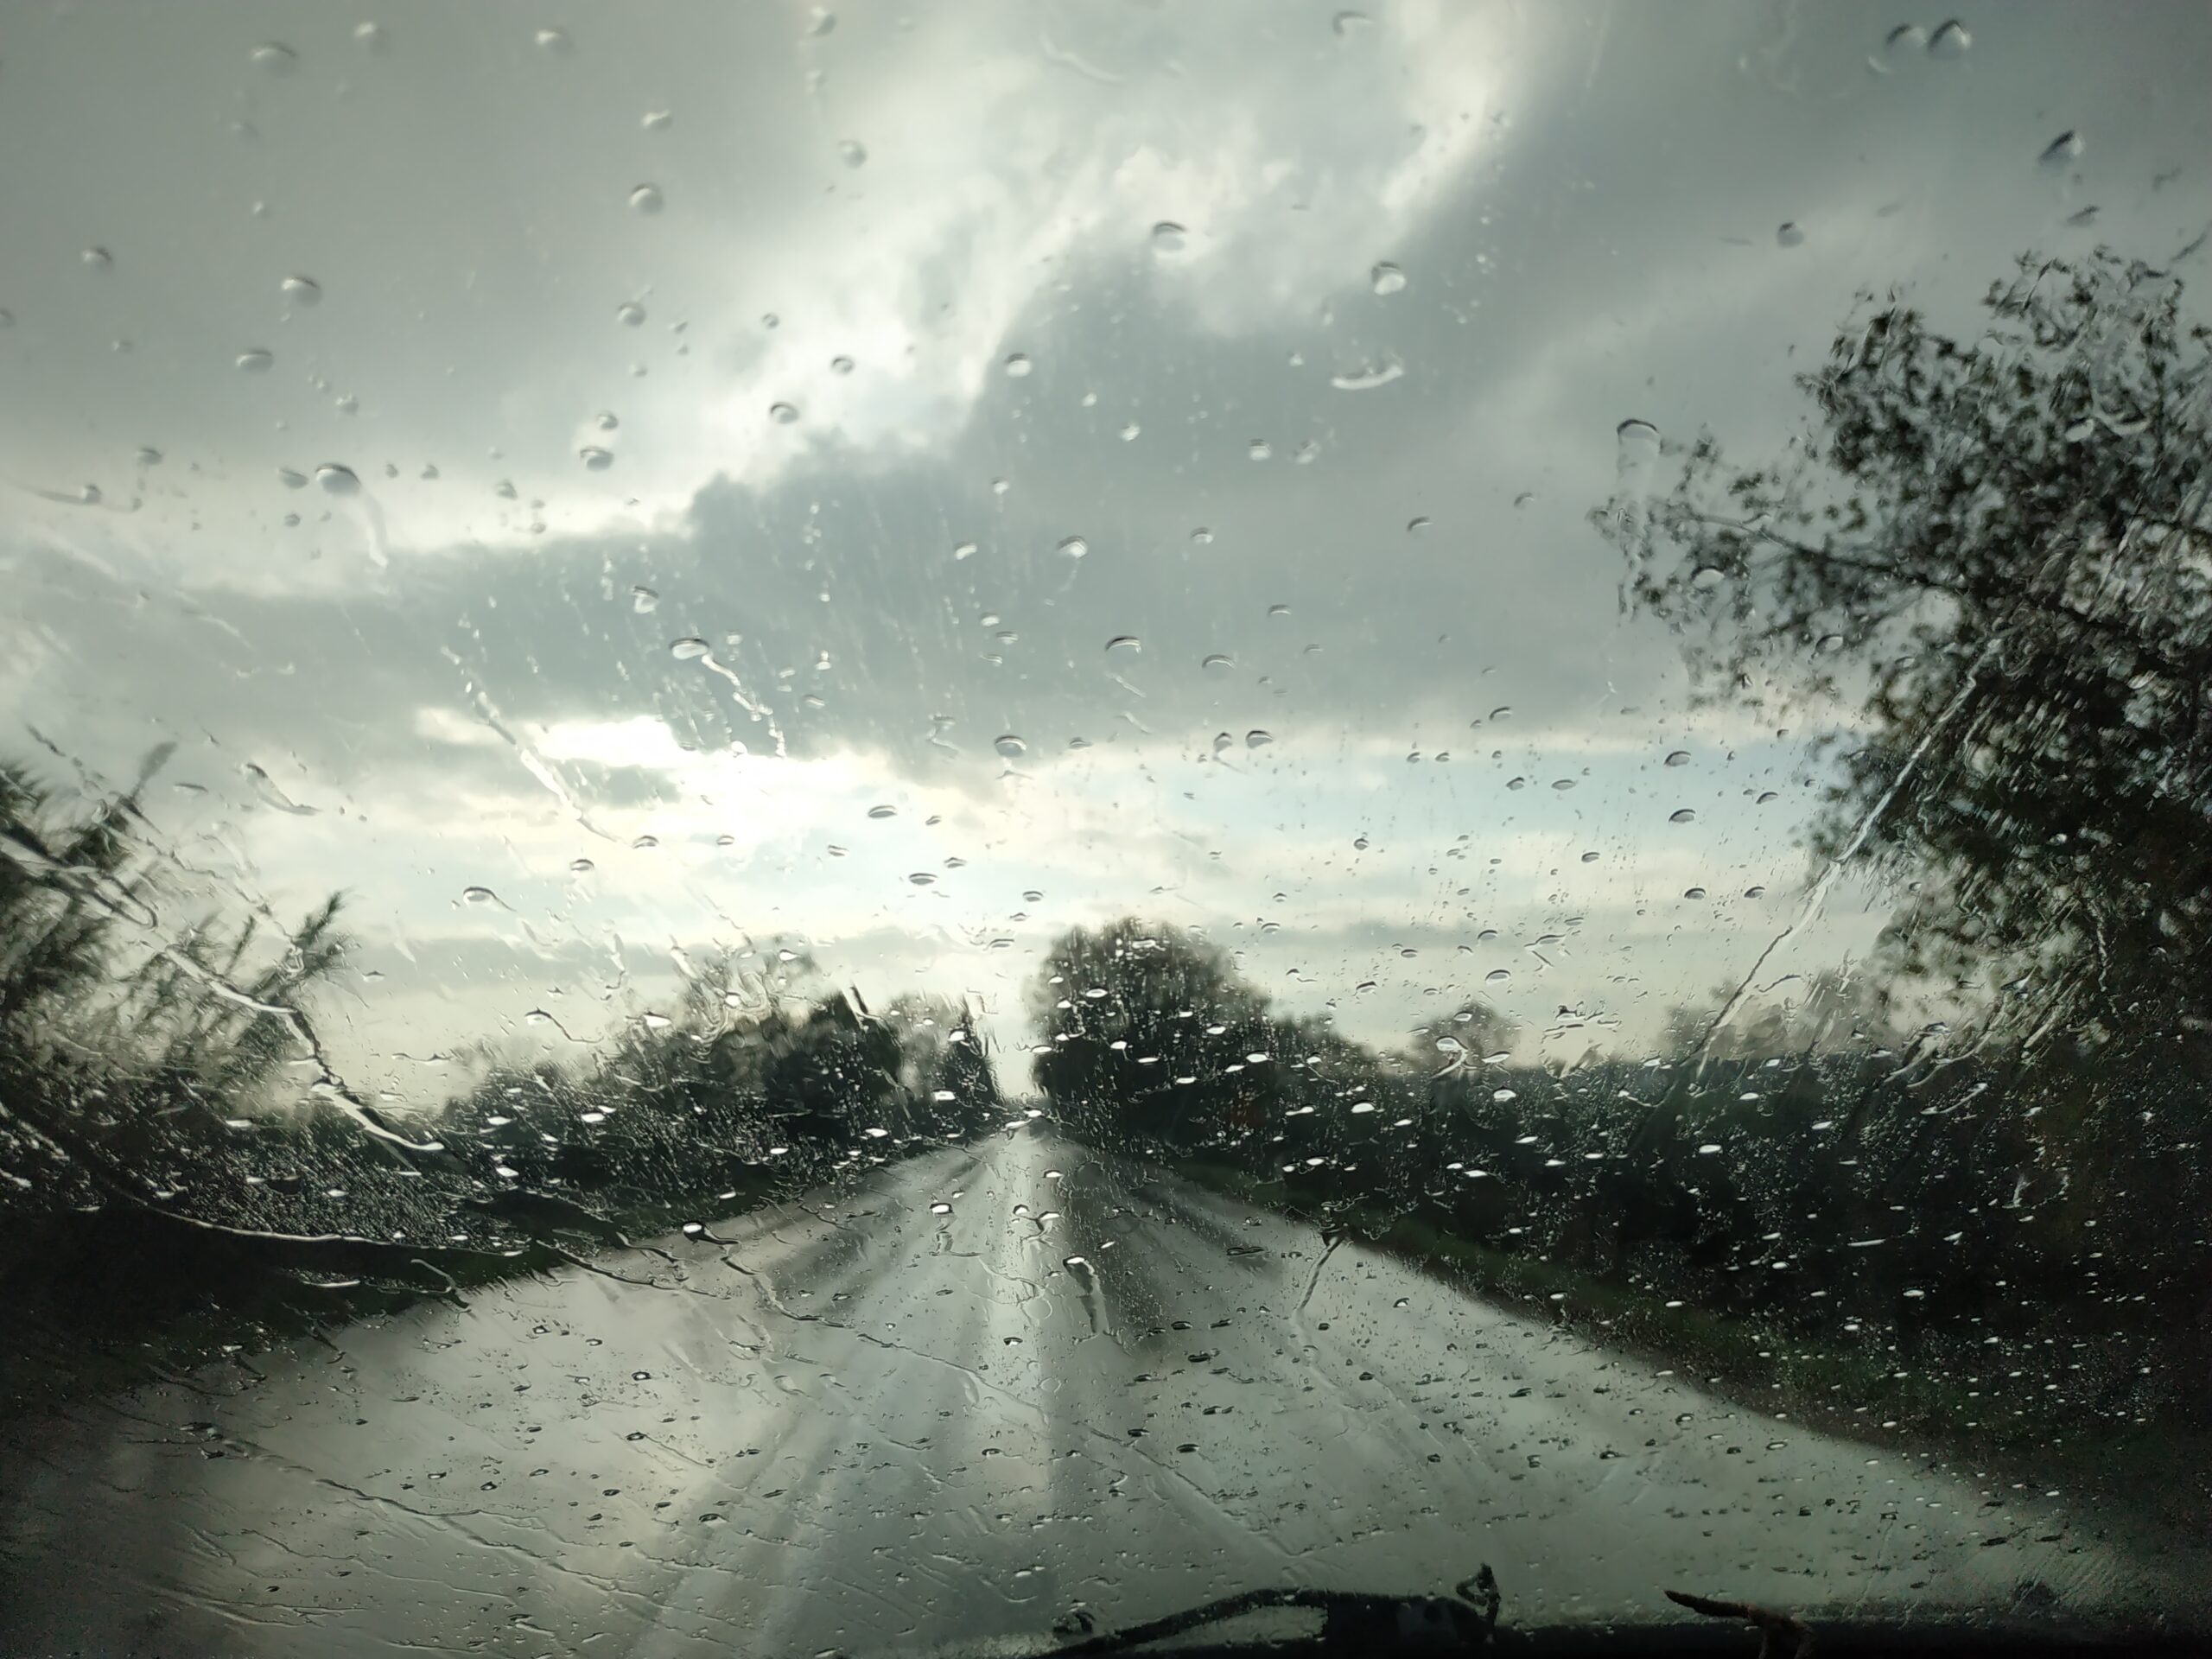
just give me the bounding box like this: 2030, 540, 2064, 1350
3, 0, 2209, 1108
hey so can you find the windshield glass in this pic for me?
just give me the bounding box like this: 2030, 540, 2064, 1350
4, 3, 2210, 1652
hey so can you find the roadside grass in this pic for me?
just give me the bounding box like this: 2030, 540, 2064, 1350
1169, 1156, 2211, 1538
0, 1168, 791, 1419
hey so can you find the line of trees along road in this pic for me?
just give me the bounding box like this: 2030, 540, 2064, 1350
0, 758, 1003, 1405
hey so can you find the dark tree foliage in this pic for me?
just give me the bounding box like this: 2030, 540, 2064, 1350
1608, 248, 2212, 1052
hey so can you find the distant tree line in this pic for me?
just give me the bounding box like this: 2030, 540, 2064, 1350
1027, 917, 2209, 1444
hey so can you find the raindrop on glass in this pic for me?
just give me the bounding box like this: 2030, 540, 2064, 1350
1370, 263, 1407, 295
995, 734, 1027, 758
280, 274, 321, 306
1004, 353, 1033, 378
628, 183, 664, 214
2040, 130, 2084, 168
236, 348, 274, 373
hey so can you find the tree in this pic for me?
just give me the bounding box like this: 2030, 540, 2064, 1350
1028, 918, 1273, 1148
1605, 249, 2212, 1053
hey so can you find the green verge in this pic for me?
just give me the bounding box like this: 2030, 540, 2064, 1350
1167, 1155, 2209, 1538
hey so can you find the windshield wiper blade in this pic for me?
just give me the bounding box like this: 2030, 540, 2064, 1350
1046, 1565, 1507, 1656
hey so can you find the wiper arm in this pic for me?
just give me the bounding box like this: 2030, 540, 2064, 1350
1046, 1565, 1508, 1656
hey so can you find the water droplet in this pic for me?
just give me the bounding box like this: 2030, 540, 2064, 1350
1370, 263, 1407, 296
1684, 887, 1707, 899
1689, 565, 1726, 588
1151, 221, 1187, 253
315, 463, 359, 495
461, 886, 497, 906
277, 467, 308, 490
250, 41, 298, 73
1484, 969, 1511, 983
1332, 10, 1373, 35
1664, 750, 1691, 767
931, 1201, 953, 1215
616, 301, 646, 327
1004, 353, 1033, 378
1201, 653, 1233, 671
1191, 526, 1213, 544
670, 637, 711, 660
805, 6, 836, 35
863, 805, 899, 823
569, 857, 595, 874
1104, 634, 1141, 654
354, 22, 387, 49
631, 587, 659, 613
830, 354, 855, 374
235, 348, 274, 373
628, 183, 664, 214
836, 139, 868, 168
1669, 808, 1697, 823
769, 401, 800, 424
1406, 516, 1433, 535
1248, 439, 1272, 461
995, 734, 1027, 758
2041, 130, 2084, 168
1119, 421, 1141, 442
1058, 535, 1088, 560
1550, 778, 1577, 791
81, 247, 113, 272
908, 872, 938, 886
1776, 222, 1804, 248
632, 834, 659, 849
1245, 729, 1273, 749
1928, 18, 1971, 57
579, 446, 614, 471
534, 27, 569, 51
280, 274, 321, 306
642, 109, 673, 131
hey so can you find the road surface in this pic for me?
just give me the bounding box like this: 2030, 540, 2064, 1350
3, 1126, 2202, 1656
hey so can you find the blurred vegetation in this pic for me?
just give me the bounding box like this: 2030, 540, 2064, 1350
0, 755, 1002, 1408
1028, 251, 2212, 1510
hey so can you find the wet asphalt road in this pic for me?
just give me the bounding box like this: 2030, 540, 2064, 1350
3, 1125, 2205, 1656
